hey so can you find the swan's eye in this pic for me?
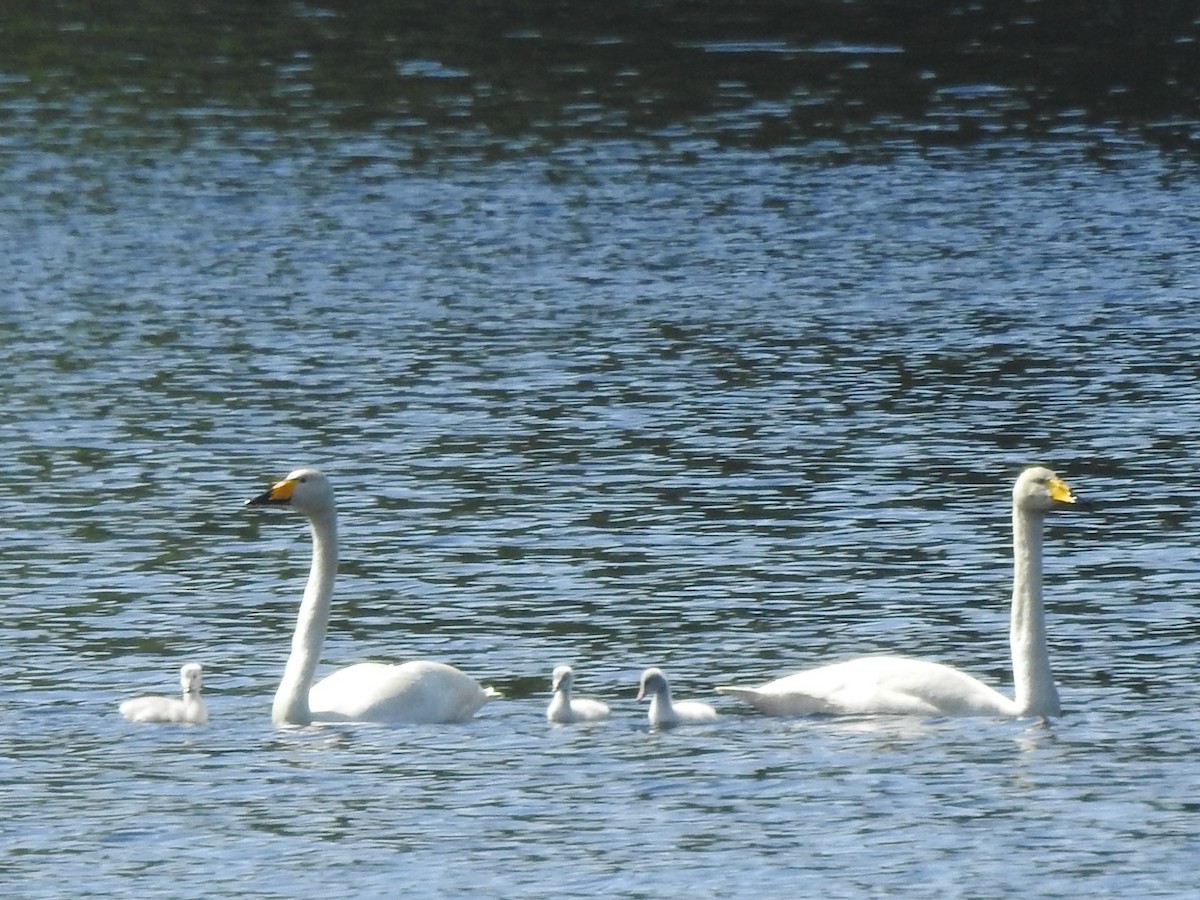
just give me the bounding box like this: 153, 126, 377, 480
299, 476, 308, 483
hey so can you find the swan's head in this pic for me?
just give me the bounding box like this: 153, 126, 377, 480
637, 667, 670, 701
245, 467, 334, 518
1015, 466, 1077, 512
180, 663, 204, 696
551, 665, 575, 693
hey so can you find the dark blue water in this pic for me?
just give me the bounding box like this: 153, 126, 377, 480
3, 6, 1200, 898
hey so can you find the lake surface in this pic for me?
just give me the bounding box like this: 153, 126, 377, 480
2, 4, 1199, 897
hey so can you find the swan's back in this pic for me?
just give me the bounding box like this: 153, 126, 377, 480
657, 698, 718, 726
717, 656, 1017, 717
547, 693, 611, 723
120, 695, 207, 724
308, 660, 497, 724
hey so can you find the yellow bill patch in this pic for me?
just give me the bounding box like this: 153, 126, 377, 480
1048, 477, 1076, 504
269, 478, 298, 502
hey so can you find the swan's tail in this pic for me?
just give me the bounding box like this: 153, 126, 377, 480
716, 685, 832, 716
715, 686, 759, 703
483, 686, 503, 700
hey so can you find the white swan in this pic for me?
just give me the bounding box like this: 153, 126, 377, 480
638, 667, 718, 726
547, 665, 611, 723
716, 466, 1077, 718
245, 467, 498, 726
119, 663, 208, 724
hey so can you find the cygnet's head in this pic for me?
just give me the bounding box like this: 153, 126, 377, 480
180, 663, 204, 695
637, 667, 670, 701
1014, 466, 1077, 513
245, 467, 334, 517
551, 665, 574, 693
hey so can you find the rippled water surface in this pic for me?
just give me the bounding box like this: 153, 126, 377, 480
3, 5, 1200, 898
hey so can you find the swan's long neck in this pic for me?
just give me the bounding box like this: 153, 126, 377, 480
272, 507, 337, 725
1010, 503, 1060, 717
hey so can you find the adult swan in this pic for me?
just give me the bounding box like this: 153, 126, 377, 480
246, 468, 498, 726
717, 467, 1078, 718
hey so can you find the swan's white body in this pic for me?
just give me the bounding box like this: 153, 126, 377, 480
717, 467, 1077, 719
547, 665, 610, 724
246, 468, 498, 726
120, 663, 208, 725
638, 667, 718, 726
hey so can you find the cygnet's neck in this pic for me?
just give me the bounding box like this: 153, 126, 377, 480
272, 505, 338, 725
1010, 502, 1060, 717
648, 685, 673, 722
547, 688, 569, 721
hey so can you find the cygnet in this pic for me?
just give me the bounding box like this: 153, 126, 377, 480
547, 665, 610, 724
637, 667, 717, 727
119, 662, 208, 725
